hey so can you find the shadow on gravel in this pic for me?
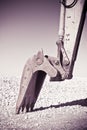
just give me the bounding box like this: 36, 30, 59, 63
33, 98, 87, 112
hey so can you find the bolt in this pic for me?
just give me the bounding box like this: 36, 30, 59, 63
55, 60, 60, 65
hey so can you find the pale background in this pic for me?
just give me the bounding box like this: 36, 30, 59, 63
0, 0, 87, 77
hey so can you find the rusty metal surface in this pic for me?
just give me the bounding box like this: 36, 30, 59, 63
16, 49, 69, 113
16, 0, 86, 114
16, 50, 58, 113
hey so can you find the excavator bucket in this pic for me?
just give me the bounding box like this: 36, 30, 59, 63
16, 50, 58, 114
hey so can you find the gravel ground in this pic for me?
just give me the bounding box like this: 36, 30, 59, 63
0, 76, 87, 130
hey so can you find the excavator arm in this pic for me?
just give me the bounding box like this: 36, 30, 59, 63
16, 0, 87, 114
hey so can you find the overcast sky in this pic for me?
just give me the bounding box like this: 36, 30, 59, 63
0, 0, 87, 78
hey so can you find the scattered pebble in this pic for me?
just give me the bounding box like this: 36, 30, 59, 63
0, 76, 87, 130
